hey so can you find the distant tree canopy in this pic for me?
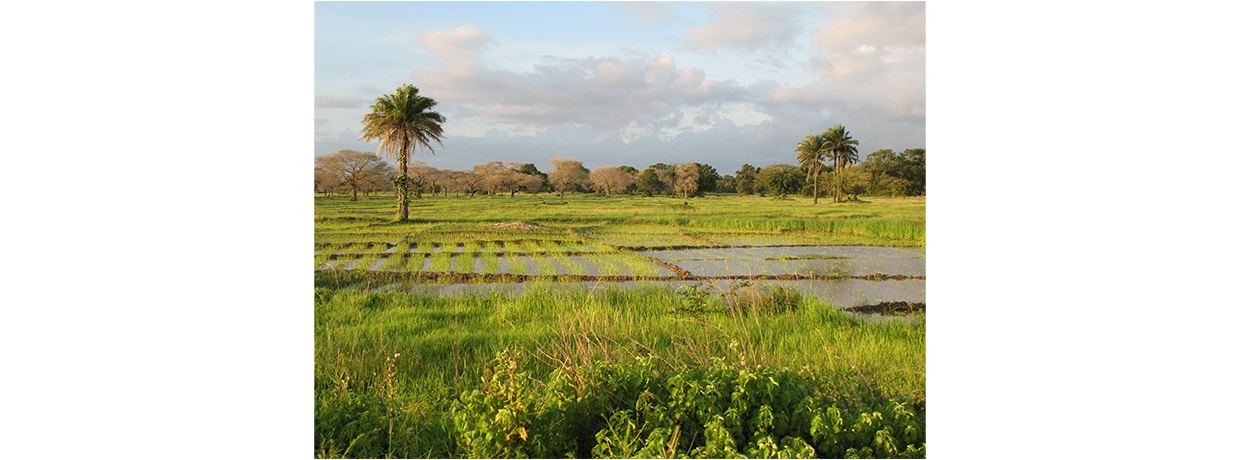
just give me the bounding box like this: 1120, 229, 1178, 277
548, 157, 589, 198
675, 163, 702, 198
312, 152, 924, 200
589, 166, 637, 196
735, 164, 760, 195
636, 167, 665, 196
314, 167, 340, 196
314, 149, 391, 201
760, 164, 802, 196
717, 174, 737, 194
863, 148, 926, 196
696, 163, 720, 194
515, 163, 550, 193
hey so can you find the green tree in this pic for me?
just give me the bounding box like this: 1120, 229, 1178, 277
761, 164, 801, 196
636, 167, 665, 196
822, 125, 859, 203
795, 134, 829, 204
717, 174, 737, 194
696, 163, 720, 193
652, 162, 679, 196
863, 148, 925, 196
358, 84, 446, 221
735, 164, 759, 195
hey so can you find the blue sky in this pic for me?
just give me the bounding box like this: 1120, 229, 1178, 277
314, 1, 925, 174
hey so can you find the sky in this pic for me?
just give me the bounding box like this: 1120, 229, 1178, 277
315, 1, 925, 175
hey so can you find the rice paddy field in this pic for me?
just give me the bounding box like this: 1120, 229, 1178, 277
314, 192, 927, 458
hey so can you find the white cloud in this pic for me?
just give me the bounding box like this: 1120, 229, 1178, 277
810, 2, 925, 80
780, 2, 926, 128
367, 12, 924, 174
812, 3, 925, 53
417, 25, 494, 61
411, 26, 751, 136
683, 3, 806, 55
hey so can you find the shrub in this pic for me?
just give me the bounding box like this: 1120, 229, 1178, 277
451, 349, 926, 458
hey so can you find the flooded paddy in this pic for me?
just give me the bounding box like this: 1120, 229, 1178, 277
319, 242, 925, 316
641, 245, 925, 277
315, 212, 926, 317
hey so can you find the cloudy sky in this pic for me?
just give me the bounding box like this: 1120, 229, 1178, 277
315, 1, 925, 175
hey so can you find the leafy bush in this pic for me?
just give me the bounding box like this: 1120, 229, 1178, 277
451, 349, 926, 458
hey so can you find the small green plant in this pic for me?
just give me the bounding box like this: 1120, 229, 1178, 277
673, 282, 716, 314
450, 348, 587, 458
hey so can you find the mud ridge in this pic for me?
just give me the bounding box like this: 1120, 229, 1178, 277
314, 269, 924, 283
844, 301, 925, 315
324, 251, 604, 260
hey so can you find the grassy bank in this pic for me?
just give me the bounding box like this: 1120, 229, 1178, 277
314, 282, 925, 458
314, 192, 926, 458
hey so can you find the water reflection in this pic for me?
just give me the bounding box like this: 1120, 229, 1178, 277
640, 246, 925, 277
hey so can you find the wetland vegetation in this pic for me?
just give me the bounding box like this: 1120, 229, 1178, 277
315, 192, 926, 458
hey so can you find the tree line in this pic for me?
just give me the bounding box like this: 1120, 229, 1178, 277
322, 83, 924, 220
314, 148, 925, 201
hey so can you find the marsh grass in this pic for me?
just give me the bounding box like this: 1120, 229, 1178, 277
314, 193, 925, 457
314, 283, 924, 457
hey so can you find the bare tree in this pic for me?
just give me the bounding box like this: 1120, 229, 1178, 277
314, 150, 390, 201
473, 161, 512, 196
455, 169, 484, 196
589, 165, 636, 197
314, 167, 340, 197
514, 172, 543, 196
407, 161, 437, 198
675, 162, 701, 198
548, 157, 589, 197
434, 169, 458, 197
358, 161, 394, 197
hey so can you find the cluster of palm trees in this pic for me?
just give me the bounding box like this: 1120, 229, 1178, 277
795, 125, 859, 204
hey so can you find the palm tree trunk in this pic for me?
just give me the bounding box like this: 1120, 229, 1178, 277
833, 157, 840, 203
812, 165, 819, 204
398, 145, 409, 221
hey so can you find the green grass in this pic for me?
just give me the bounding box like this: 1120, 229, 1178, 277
314, 283, 924, 458
314, 192, 925, 458
314, 193, 923, 251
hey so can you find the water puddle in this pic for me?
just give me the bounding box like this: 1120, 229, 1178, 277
321, 245, 925, 317
640, 246, 924, 277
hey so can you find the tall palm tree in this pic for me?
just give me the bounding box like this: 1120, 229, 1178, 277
358, 84, 446, 221
822, 125, 859, 203
795, 134, 829, 204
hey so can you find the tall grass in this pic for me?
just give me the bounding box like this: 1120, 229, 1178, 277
314, 283, 924, 457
